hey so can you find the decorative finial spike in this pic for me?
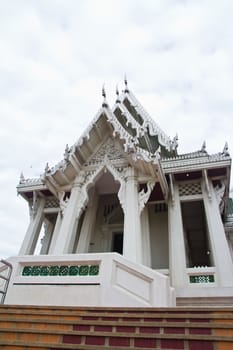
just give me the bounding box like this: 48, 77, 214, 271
116, 85, 120, 103
102, 84, 106, 99
124, 74, 129, 93
102, 84, 108, 107
64, 144, 69, 161
223, 142, 229, 156
171, 133, 178, 150
45, 162, 50, 173
201, 141, 206, 152
20, 172, 25, 183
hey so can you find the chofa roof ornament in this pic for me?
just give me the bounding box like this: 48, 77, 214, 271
116, 85, 120, 103
102, 84, 108, 108
124, 74, 129, 93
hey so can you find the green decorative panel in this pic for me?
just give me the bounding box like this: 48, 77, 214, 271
49, 266, 59, 276
22, 264, 99, 277
69, 266, 79, 275
59, 265, 69, 276
31, 266, 41, 276
79, 265, 89, 276
190, 275, 215, 283
40, 266, 50, 276
22, 266, 32, 276
89, 265, 99, 276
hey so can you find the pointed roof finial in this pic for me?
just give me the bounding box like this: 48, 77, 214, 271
124, 74, 129, 93
102, 84, 108, 107
116, 85, 120, 103
64, 144, 69, 161
171, 133, 178, 150
223, 142, 229, 156
45, 162, 50, 173
102, 84, 106, 99
201, 141, 206, 152
20, 172, 25, 183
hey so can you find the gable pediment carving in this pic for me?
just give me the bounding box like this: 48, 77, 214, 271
84, 137, 128, 167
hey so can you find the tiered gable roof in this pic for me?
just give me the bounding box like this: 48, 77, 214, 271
17, 82, 231, 217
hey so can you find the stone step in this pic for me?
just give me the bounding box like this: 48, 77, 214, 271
1, 305, 233, 319
1, 316, 232, 331
0, 305, 232, 349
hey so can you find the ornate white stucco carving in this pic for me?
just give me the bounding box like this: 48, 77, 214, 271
84, 138, 127, 166
103, 109, 139, 153
123, 91, 176, 152
72, 172, 89, 221
28, 191, 39, 219
138, 181, 155, 214
132, 145, 161, 164
74, 107, 104, 149
58, 191, 69, 216
83, 156, 127, 213
214, 180, 226, 214
113, 103, 146, 139
75, 189, 88, 220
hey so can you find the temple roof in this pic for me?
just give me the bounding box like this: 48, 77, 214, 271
17, 82, 231, 211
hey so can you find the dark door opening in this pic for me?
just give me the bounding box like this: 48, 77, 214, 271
112, 232, 123, 254
181, 200, 212, 267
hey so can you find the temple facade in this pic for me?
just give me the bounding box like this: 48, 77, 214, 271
2, 81, 233, 307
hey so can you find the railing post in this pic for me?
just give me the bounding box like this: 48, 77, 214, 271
0, 259, 13, 304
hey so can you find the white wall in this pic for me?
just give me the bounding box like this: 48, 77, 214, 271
148, 204, 169, 269
5, 253, 175, 307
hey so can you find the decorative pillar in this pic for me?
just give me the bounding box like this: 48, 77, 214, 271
141, 205, 151, 267
39, 218, 54, 254
48, 211, 62, 254
226, 232, 233, 262
168, 181, 187, 287
52, 172, 86, 255
123, 167, 142, 263
18, 197, 45, 255
202, 180, 233, 286
76, 189, 98, 253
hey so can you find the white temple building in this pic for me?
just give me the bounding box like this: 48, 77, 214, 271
1, 81, 233, 307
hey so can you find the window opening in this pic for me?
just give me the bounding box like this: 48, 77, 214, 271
112, 232, 123, 254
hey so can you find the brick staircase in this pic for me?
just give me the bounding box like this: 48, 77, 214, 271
0, 305, 232, 349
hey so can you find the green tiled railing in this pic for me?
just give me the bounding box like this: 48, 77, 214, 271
22, 264, 99, 277
189, 274, 214, 283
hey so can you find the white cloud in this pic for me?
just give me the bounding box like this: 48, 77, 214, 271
0, 0, 233, 258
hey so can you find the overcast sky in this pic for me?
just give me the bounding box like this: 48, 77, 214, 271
0, 0, 233, 258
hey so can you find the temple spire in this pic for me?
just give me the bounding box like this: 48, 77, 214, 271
222, 142, 229, 156
20, 172, 25, 184
102, 84, 108, 107
124, 75, 129, 93
116, 85, 120, 103
45, 162, 50, 173
201, 141, 206, 152
64, 144, 70, 161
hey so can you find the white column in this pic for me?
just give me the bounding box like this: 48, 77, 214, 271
227, 232, 233, 262
76, 189, 98, 253
123, 167, 142, 263
203, 180, 233, 286
18, 198, 45, 255
48, 211, 62, 254
52, 173, 86, 255
141, 205, 151, 267
40, 218, 54, 254
168, 183, 187, 287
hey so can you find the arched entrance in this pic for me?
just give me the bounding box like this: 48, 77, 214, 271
75, 169, 124, 254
